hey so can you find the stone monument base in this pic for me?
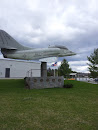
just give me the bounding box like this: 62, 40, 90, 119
24, 76, 64, 89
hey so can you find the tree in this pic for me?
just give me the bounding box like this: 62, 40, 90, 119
58, 59, 72, 78
47, 68, 58, 76
47, 68, 54, 76
87, 48, 98, 78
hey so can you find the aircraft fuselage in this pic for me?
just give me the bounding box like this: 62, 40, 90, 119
3, 47, 76, 60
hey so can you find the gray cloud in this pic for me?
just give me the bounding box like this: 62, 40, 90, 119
0, 0, 98, 72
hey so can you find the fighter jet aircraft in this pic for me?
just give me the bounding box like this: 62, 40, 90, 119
0, 30, 76, 60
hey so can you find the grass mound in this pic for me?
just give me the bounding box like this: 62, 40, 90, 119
0, 79, 98, 130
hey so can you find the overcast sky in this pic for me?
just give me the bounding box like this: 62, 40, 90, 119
0, 0, 98, 73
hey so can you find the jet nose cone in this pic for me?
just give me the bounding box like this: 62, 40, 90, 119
68, 51, 76, 56
63, 50, 76, 56
71, 52, 76, 55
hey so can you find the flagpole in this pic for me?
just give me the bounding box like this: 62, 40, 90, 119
51, 62, 57, 77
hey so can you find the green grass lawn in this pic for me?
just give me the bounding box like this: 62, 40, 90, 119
0, 79, 98, 130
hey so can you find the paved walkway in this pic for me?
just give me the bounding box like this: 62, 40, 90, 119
82, 80, 98, 84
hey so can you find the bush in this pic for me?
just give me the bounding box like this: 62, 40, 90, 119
63, 84, 73, 88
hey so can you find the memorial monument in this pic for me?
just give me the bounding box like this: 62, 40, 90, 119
0, 30, 76, 89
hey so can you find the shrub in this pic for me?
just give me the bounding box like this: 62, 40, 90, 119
63, 84, 73, 88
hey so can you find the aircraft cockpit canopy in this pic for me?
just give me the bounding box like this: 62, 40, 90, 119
48, 45, 68, 50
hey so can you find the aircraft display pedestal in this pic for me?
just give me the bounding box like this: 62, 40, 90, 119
41, 62, 47, 77
24, 76, 64, 89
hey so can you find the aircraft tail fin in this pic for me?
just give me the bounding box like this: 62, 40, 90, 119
0, 30, 30, 50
